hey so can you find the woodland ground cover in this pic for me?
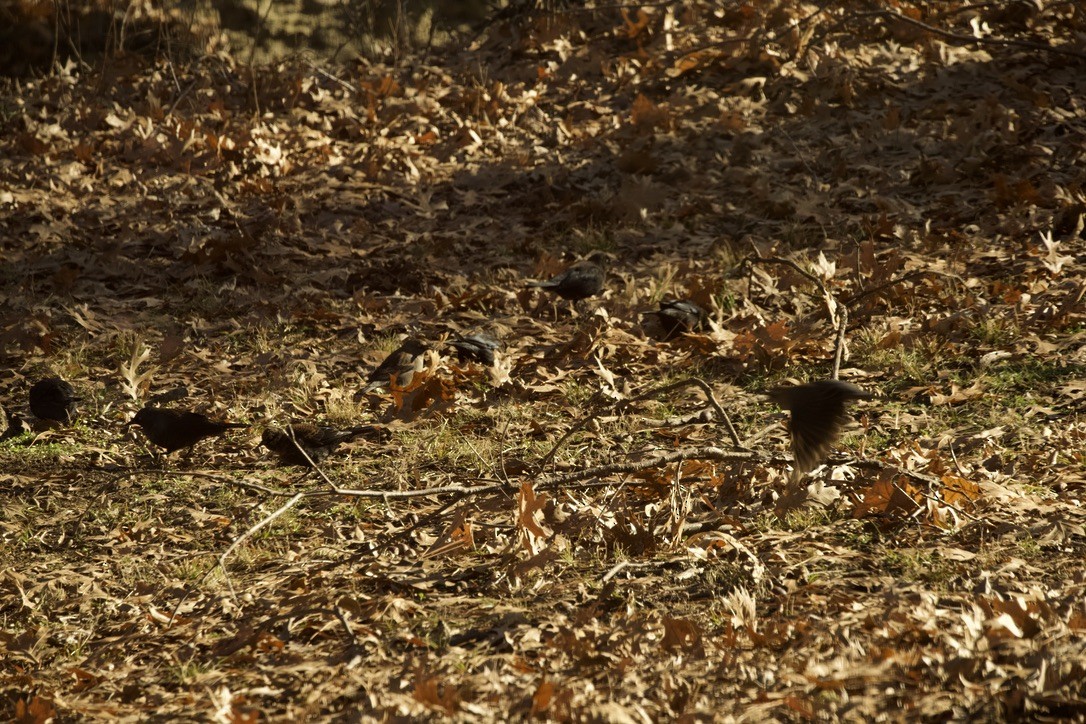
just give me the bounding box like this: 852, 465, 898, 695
2, 1, 1086, 720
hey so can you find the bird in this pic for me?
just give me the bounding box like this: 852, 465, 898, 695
362, 337, 429, 393
447, 333, 501, 366
642, 299, 707, 339
29, 377, 81, 423
261, 423, 385, 466
127, 406, 246, 454
525, 255, 606, 302
766, 379, 873, 476
0, 409, 30, 441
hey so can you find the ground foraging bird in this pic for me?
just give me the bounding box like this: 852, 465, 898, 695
766, 379, 873, 476
525, 255, 606, 302
261, 423, 385, 466
362, 337, 429, 393
642, 299, 707, 339
29, 377, 81, 423
127, 406, 246, 454
447, 333, 501, 366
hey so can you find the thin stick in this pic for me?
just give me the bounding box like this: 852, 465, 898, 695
743, 255, 838, 329
831, 306, 849, 380
283, 424, 339, 490
535, 377, 743, 474
217, 492, 305, 571
848, 9, 1086, 61
856, 460, 984, 524
537, 446, 757, 488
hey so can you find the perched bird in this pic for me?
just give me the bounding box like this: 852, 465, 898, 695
447, 333, 501, 366
363, 337, 429, 393
29, 377, 81, 423
261, 423, 384, 466
766, 380, 873, 475
127, 406, 246, 454
525, 255, 606, 302
642, 299, 707, 339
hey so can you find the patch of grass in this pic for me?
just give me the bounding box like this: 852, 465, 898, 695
752, 506, 837, 534
856, 337, 951, 387
168, 658, 215, 686
983, 358, 1078, 392
0, 440, 83, 463
969, 316, 1020, 347
834, 519, 879, 551
713, 287, 739, 314
1015, 536, 1043, 560
880, 548, 957, 589
562, 380, 598, 409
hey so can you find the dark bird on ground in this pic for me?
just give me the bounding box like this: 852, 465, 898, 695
261, 423, 385, 466
642, 299, 707, 339
0, 403, 31, 441
525, 256, 606, 302
766, 380, 873, 475
29, 377, 81, 423
127, 406, 246, 454
363, 337, 429, 393
447, 333, 501, 365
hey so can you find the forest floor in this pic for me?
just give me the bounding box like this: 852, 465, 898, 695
2, 1, 1086, 721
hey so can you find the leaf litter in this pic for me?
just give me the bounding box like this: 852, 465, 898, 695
2, 0, 1086, 720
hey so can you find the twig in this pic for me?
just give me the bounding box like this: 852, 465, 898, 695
283, 424, 338, 489
831, 305, 848, 381
743, 255, 838, 329
537, 446, 757, 488
601, 561, 631, 582
218, 492, 306, 571
167, 490, 305, 628
107, 468, 293, 497
844, 268, 965, 307
744, 254, 849, 376
325, 482, 501, 498
535, 377, 743, 474
849, 9, 1086, 61
306, 61, 362, 96
856, 460, 984, 524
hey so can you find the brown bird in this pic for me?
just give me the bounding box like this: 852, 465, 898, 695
127, 406, 246, 454
526, 255, 606, 302
362, 337, 428, 393
29, 377, 81, 423
766, 380, 873, 475
642, 299, 707, 339
261, 423, 385, 466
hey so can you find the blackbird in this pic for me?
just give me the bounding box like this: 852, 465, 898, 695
127, 406, 246, 454
766, 380, 873, 475
526, 256, 606, 301
447, 333, 501, 365
261, 423, 384, 466
29, 377, 81, 423
0, 404, 30, 441
362, 337, 429, 393
643, 299, 707, 339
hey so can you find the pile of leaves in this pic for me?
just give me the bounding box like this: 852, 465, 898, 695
2, 1, 1085, 719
